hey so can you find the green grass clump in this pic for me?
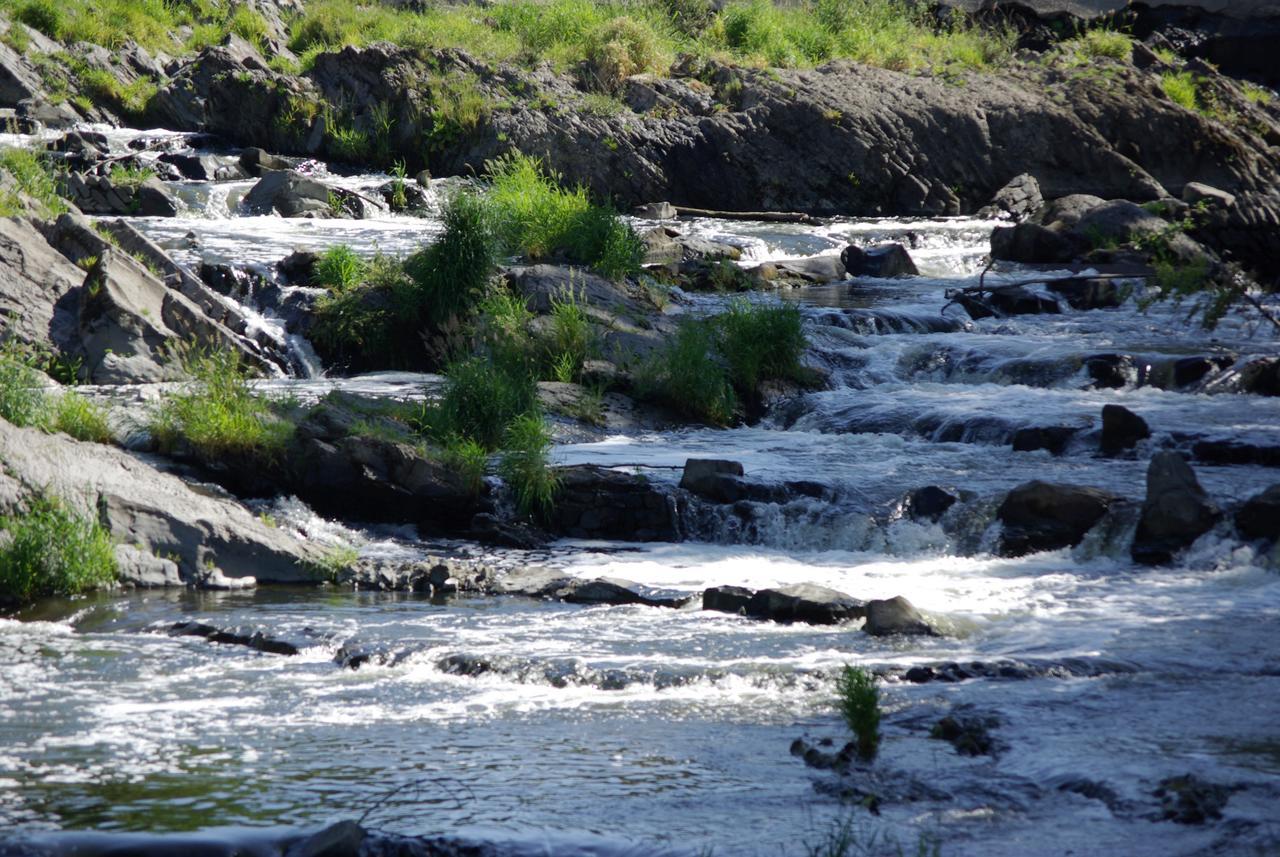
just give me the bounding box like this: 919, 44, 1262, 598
0, 341, 50, 429
50, 390, 112, 443
636, 319, 738, 425
834, 665, 880, 762
1242, 81, 1273, 106
442, 435, 489, 496
424, 354, 539, 450
313, 244, 366, 291
308, 543, 360, 581
151, 349, 292, 462
1076, 27, 1132, 61
636, 300, 808, 424
499, 413, 559, 518
716, 300, 805, 395
485, 154, 642, 279
108, 163, 155, 190
403, 189, 499, 325
0, 494, 117, 606
0, 147, 67, 218
544, 288, 595, 382
1161, 71, 1200, 112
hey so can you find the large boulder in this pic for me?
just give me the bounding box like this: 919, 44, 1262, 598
0, 216, 83, 355
863, 596, 938, 637
990, 222, 1077, 264
841, 243, 918, 278
241, 169, 333, 217
61, 172, 179, 217
978, 173, 1044, 222
1131, 452, 1222, 565
680, 458, 745, 502
0, 419, 326, 583
998, 480, 1119, 556
744, 583, 865, 625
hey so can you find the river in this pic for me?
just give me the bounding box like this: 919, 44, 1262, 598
2, 127, 1278, 856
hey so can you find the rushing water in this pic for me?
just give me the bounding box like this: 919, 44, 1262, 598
3, 128, 1280, 856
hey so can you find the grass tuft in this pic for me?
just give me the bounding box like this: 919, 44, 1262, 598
499, 412, 559, 518
150, 349, 292, 463
1161, 71, 1200, 112
636, 318, 738, 425
314, 244, 366, 291
0, 493, 117, 606
835, 665, 880, 762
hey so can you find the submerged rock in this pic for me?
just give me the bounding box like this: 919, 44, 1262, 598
903, 486, 960, 522
549, 465, 681, 541
930, 713, 1000, 756
998, 481, 1118, 556
166, 621, 304, 656
1154, 774, 1235, 824
1131, 452, 1221, 565
702, 585, 755, 615
680, 458, 745, 501
1011, 425, 1079, 455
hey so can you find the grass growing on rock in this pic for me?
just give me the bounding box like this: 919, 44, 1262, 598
151, 349, 292, 463
636, 301, 808, 424
313, 245, 366, 291
0, 342, 112, 442
0, 147, 68, 218
1161, 71, 1201, 112
484, 154, 643, 278
0, 493, 117, 606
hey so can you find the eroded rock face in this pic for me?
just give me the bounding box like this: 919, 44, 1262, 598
1132, 452, 1222, 565
0, 418, 326, 583
998, 480, 1118, 556
549, 465, 681, 541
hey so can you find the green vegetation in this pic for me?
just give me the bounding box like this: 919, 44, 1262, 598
107, 163, 155, 190
309, 544, 360, 581
313, 245, 366, 291
0, 494, 117, 606
804, 814, 941, 857
637, 317, 737, 424
150, 349, 293, 463
0, 147, 67, 218
485, 154, 643, 278
0, 342, 112, 442
442, 435, 489, 496
1242, 81, 1273, 106
545, 288, 595, 382
716, 299, 805, 396
422, 354, 539, 450
1074, 27, 1132, 61
49, 390, 112, 443
499, 413, 559, 517
834, 664, 880, 762
1161, 71, 1200, 112
636, 301, 808, 424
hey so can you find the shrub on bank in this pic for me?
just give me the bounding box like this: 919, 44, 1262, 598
0, 494, 117, 606
636, 318, 738, 425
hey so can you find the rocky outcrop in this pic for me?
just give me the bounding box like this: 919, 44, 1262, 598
60, 172, 179, 217
0, 418, 327, 583
998, 480, 1118, 556
841, 243, 918, 278
0, 215, 83, 355
144, 39, 1280, 274
241, 169, 335, 218
1132, 452, 1222, 565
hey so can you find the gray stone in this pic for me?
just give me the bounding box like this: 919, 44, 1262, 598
1132, 452, 1222, 565
241, 170, 333, 217
239, 146, 294, 176
680, 459, 745, 501
114, 544, 183, 589
744, 583, 865, 625
0, 419, 327, 584
864, 596, 937, 637
1100, 404, 1150, 455
978, 173, 1044, 222
286, 820, 365, 857
990, 222, 1077, 264
904, 486, 959, 522
1182, 182, 1236, 209
841, 243, 918, 278
998, 481, 1118, 556
633, 201, 677, 219
702, 585, 755, 614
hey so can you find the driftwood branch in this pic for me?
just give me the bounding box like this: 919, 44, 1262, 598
673, 205, 825, 225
